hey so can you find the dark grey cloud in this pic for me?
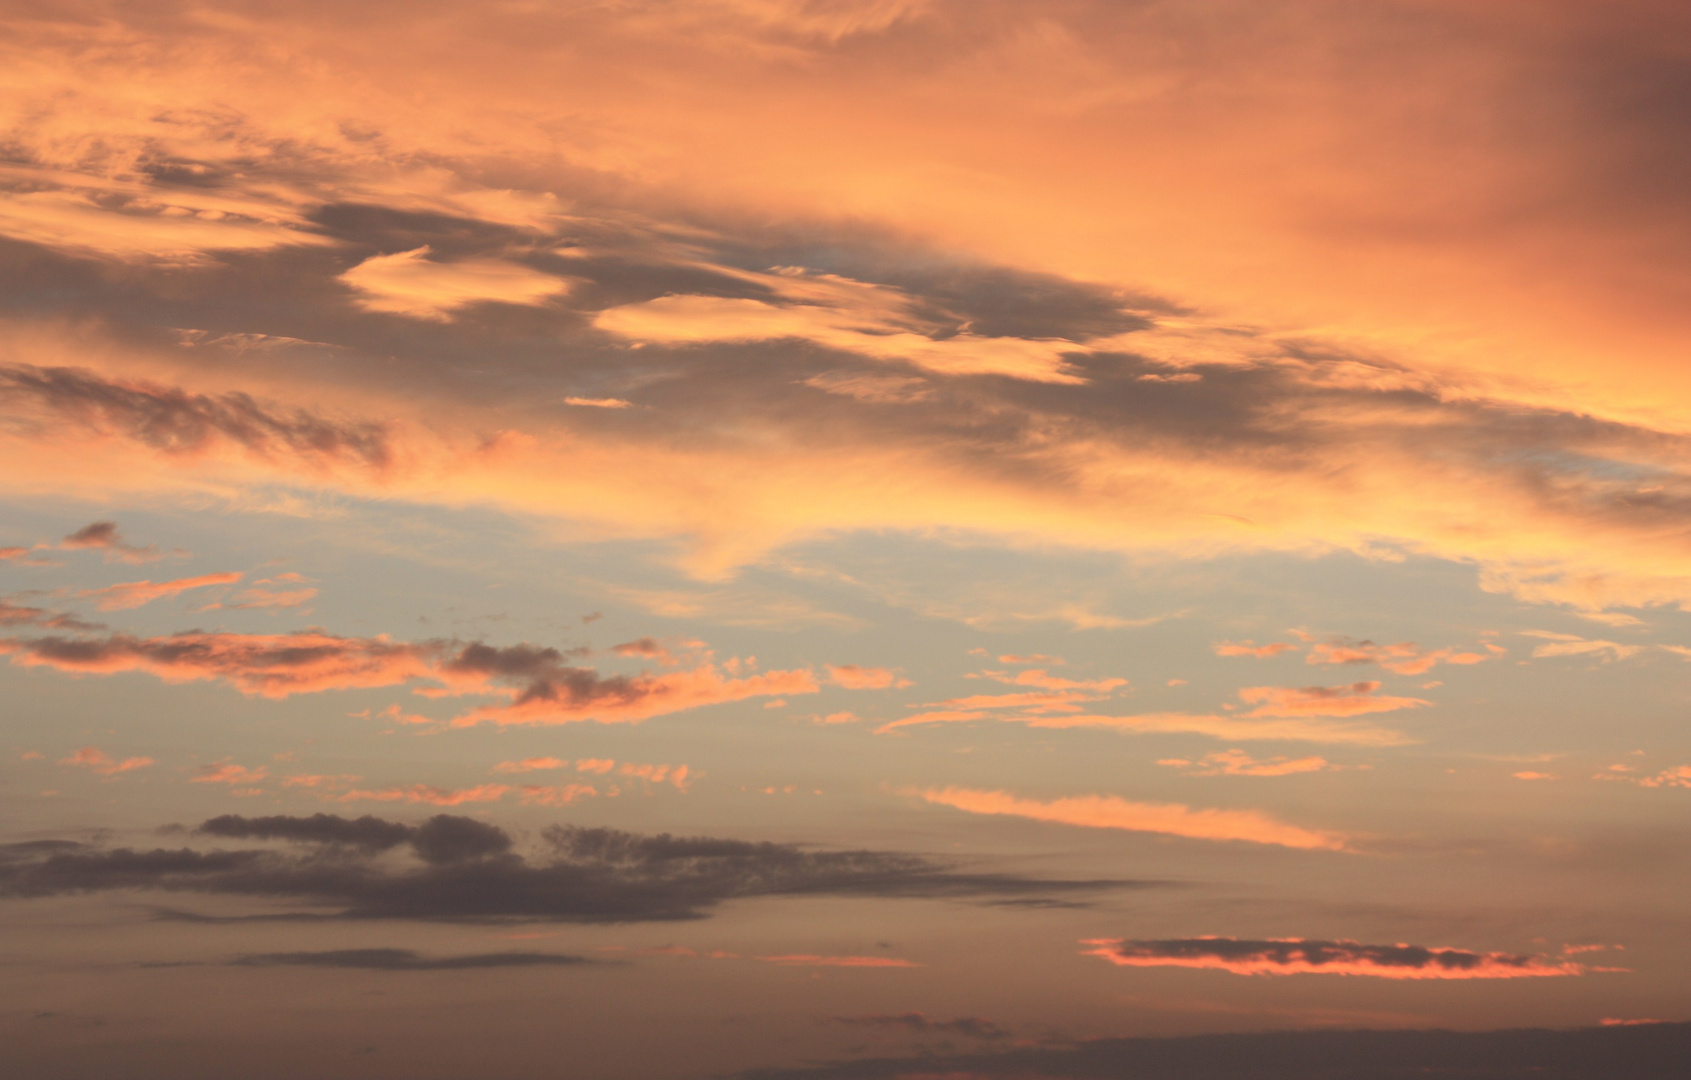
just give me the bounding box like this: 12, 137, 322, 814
739, 1022, 1691, 1080
829, 1013, 1009, 1040
0, 364, 391, 471
0, 814, 1133, 922
230, 948, 594, 971
0, 599, 100, 631
197, 813, 412, 851
1091, 936, 1566, 977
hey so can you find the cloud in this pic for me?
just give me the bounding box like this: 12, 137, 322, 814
877, 683, 1414, 745
593, 277, 1089, 384
515, 784, 600, 806
1237, 682, 1430, 719
0, 814, 1128, 921
335, 783, 511, 806
339, 247, 570, 321
1023, 712, 1414, 746
828, 1013, 1008, 1039
9, 0, 1691, 614
59, 746, 154, 777
226, 586, 318, 610
197, 813, 412, 850
3, 365, 392, 477
230, 948, 595, 970
1158, 750, 1335, 777
1304, 638, 1499, 675
757, 955, 919, 968
0, 184, 333, 264
825, 664, 911, 689
492, 757, 567, 774
77, 572, 243, 611
59, 521, 161, 564
563, 396, 634, 408
917, 787, 1348, 851
0, 628, 814, 725
980, 668, 1126, 692
1521, 631, 1645, 662
191, 763, 268, 785
1080, 936, 1581, 980
0, 600, 99, 631
801, 371, 932, 404
1214, 640, 1298, 658
730, 1021, 1691, 1079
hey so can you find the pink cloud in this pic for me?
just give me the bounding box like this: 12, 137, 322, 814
516, 783, 598, 806
0, 629, 814, 725
1305, 638, 1500, 675
191, 762, 268, 785
228, 586, 318, 610
59, 521, 162, 564
981, 668, 1127, 691
1214, 640, 1298, 658
1081, 937, 1581, 979
1238, 681, 1430, 718
756, 955, 921, 968
825, 664, 912, 689
1159, 750, 1335, 777
918, 786, 1348, 851
492, 757, 567, 774
335, 783, 511, 806
59, 745, 154, 776
77, 571, 243, 611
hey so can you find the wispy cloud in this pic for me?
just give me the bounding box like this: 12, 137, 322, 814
917, 787, 1348, 851
1081, 937, 1582, 979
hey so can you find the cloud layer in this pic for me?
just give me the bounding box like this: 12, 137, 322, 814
0, 814, 1128, 921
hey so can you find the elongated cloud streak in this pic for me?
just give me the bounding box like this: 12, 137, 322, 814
0, 629, 816, 725
1081, 937, 1582, 980
78, 572, 243, 611
340, 247, 570, 321
917, 787, 1348, 851
756, 955, 920, 968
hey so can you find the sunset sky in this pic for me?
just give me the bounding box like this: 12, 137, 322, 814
2, 3, 1689, 1078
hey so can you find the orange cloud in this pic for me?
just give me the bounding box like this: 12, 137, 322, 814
335, 783, 511, 806
8, 4, 1691, 615
594, 281, 1087, 384
58, 521, 160, 564
1238, 682, 1431, 719
1305, 638, 1498, 675
917, 786, 1348, 851
516, 783, 598, 806
448, 664, 818, 727
1159, 750, 1335, 777
980, 668, 1126, 691
339, 247, 570, 321
191, 763, 268, 785
492, 757, 567, 774
77, 571, 243, 611
825, 664, 911, 689
1214, 640, 1298, 658
0, 629, 813, 725
1521, 631, 1644, 662
227, 586, 318, 610
1081, 937, 1581, 979
756, 955, 921, 968
59, 746, 154, 776
879, 687, 1413, 745
618, 763, 693, 791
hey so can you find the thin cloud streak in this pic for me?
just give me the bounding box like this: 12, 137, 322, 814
1081, 936, 1583, 980
917, 787, 1349, 851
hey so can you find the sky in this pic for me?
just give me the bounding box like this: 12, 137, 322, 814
1, 2, 1690, 1078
